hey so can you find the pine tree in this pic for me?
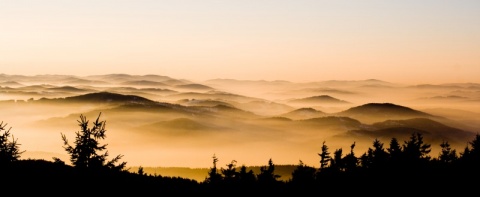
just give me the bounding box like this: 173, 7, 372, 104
343, 142, 358, 172
362, 138, 389, 169
438, 140, 457, 164
290, 160, 316, 185
318, 141, 331, 170
237, 165, 256, 186
330, 148, 343, 171
402, 132, 431, 162
257, 158, 280, 185
205, 154, 222, 184
387, 137, 402, 164
61, 113, 126, 171
0, 121, 24, 164
459, 133, 480, 170
221, 160, 237, 183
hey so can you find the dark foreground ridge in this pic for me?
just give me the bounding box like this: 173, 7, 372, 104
2, 113, 480, 195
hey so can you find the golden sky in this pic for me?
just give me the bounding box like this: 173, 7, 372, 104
1, 0, 479, 84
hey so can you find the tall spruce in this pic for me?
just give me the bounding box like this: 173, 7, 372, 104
318, 141, 331, 170
61, 113, 126, 171
0, 121, 24, 164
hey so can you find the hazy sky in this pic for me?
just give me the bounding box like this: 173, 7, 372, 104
1, 0, 479, 84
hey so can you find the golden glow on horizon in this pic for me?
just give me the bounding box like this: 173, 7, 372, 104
1, 0, 479, 84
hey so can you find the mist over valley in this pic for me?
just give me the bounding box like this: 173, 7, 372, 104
1, 73, 479, 174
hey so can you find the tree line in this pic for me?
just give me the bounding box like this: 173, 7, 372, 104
1, 113, 479, 195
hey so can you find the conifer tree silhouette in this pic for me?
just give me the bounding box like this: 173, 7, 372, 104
290, 160, 316, 185
330, 148, 343, 172
459, 133, 480, 171
221, 160, 237, 183
343, 142, 358, 172
236, 165, 256, 186
318, 141, 331, 171
61, 113, 126, 171
387, 137, 402, 167
205, 154, 222, 184
361, 138, 389, 170
437, 140, 457, 164
257, 158, 280, 186
0, 121, 24, 164
402, 132, 431, 165
462, 134, 480, 160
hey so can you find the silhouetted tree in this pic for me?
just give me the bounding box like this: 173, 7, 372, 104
437, 140, 457, 164
318, 141, 331, 171
387, 137, 402, 166
257, 158, 281, 186
360, 150, 371, 169
361, 138, 389, 169
459, 133, 480, 170
463, 133, 480, 159
61, 113, 126, 171
205, 154, 222, 184
343, 142, 359, 172
0, 121, 24, 164
429, 140, 458, 179
137, 166, 145, 176
221, 160, 237, 183
392, 132, 432, 182
290, 160, 316, 186
330, 148, 343, 172
236, 165, 256, 186
402, 132, 431, 164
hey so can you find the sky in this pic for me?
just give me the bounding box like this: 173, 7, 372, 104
1, 0, 479, 84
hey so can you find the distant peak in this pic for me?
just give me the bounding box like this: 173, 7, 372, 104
353, 103, 413, 110
106, 73, 132, 77
63, 91, 155, 104
365, 79, 384, 82
362, 102, 400, 107
293, 107, 321, 112
341, 102, 432, 117
288, 95, 350, 104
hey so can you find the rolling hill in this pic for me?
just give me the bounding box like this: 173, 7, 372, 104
280, 108, 326, 120
36, 92, 156, 105
0, 81, 24, 87
288, 95, 350, 105
337, 117, 476, 150
1, 74, 479, 170
174, 84, 214, 91
336, 103, 435, 124
137, 118, 218, 136
120, 80, 169, 87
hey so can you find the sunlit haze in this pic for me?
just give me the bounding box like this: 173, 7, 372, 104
1, 0, 479, 84
1, 1, 480, 173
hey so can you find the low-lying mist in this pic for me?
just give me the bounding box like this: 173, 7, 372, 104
1, 74, 479, 171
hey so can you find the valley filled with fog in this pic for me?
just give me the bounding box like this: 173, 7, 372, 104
1, 73, 479, 170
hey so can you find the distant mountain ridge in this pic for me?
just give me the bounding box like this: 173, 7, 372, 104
288, 95, 350, 105
341, 117, 476, 146
0, 81, 24, 87
339, 103, 431, 115
37, 92, 155, 104
372, 118, 473, 139
280, 107, 326, 120
336, 103, 436, 124
174, 84, 214, 91
120, 80, 168, 87
1, 74, 478, 169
